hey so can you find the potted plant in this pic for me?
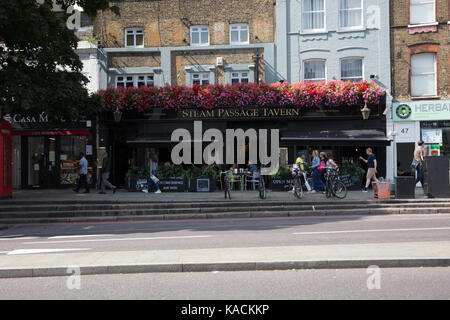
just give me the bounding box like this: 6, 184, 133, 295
270, 166, 295, 191
125, 165, 149, 192
156, 164, 186, 192
339, 163, 365, 190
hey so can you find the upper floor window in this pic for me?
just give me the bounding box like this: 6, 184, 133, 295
191, 73, 210, 85
411, 53, 436, 97
303, 60, 326, 82
116, 74, 154, 88
339, 0, 363, 29
341, 58, 363, 82
231, 71, 249, 84
410, 0, 436, 25
302, 0, 325, 32
190, 26, 209, 46
125, 28, 144, 48
230, 24, 249, 44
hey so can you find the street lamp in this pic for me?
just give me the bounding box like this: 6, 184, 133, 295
113, 108, 122, 123
361, 103, 371, 120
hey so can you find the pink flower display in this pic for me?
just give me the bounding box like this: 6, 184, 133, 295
97, 80, 385, 112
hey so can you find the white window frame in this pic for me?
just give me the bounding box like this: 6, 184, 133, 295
229, 24, 250, 45
303, 59, 327, 82
124, 28, 144, 48
340, 57, 364, 82
411, 52, 437, 97
338, 0, 364, 31
409, 0, 436, 25
302, 0, 326, 33
115, 74, 154, 88
191, 72, 210, 86
231, 71, 250, 84
190, 26, 210, 46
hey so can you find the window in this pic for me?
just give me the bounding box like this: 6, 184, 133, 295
303, 60, 326, 82
231, 72, 249, 84
302, 0, 325, 32
125, 28, 144, 48
410, 0, 436, 24
411, 53, 436, 97
115, 75, 154, 88
190, 26, 209, 46
230, 24, 249, 44
339, 0, 363, 29
191, 73, 210, 85
341, 58, 363, 82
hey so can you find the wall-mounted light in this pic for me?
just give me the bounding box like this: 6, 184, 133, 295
113, 108, 122, 123
361, 103, 371, 120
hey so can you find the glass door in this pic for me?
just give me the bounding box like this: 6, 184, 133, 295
27, 137, 44, 187
45, 136, 59, 186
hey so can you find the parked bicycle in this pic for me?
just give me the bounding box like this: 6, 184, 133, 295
324, 167, 347, 199
223, 170, 232, 199
291, 167, 304, 200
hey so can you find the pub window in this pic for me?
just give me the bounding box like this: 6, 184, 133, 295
191, 73, 210, 85
303, 59, 326, 82
230, 24, 249, 45
231, 72, 249, 84
115, 75, 154, 88
340, 58, 363, 82
411, 52, 436, 97
410, 0, 436, 25
190, 26, 209, 46
137, 75, 154, 87
339, 0, 363, 30
302, 0, 325, 32
125, 28, 144, 48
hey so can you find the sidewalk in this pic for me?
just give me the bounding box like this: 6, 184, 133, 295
0, 241, 449, 278
6, 187, 428, 203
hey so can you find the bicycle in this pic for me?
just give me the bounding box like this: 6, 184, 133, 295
324, 167, 347, 199
292, 168, 304, 200
223, 170, 232, 199
258, 175, 266, 199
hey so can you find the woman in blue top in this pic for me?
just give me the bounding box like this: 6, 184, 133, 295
311, 150, 324, 191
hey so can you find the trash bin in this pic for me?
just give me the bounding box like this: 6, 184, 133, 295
395, 176, 415, 199
372, 181, 391, 199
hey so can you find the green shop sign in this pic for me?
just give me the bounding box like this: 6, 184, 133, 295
393, 100, 450, 121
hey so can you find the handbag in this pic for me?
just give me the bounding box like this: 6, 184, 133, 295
150, 175, 160, 183
410, 159, 420, 169
317, 160, 327, 172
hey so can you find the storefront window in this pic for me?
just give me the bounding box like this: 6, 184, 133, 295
421, 122, 450, 158
60, 135, 94, 185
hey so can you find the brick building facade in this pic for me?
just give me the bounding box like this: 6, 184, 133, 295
389, 0, 450, 183
94, 0, 278, 88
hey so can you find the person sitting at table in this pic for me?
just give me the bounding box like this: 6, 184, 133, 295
246, 161, 259, 190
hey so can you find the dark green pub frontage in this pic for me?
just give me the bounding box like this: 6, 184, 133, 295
99, 97, 390, 191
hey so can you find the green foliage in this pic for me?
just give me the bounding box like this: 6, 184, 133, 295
272, 166, 292, 179
0, 0, 120, 122
340, 162, 365, 176
157, 164, 185, 178
126, 165, 148, 177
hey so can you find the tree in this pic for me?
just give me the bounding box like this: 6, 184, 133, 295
0, 0, 121, 122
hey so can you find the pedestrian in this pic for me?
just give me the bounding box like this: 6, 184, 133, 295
143, 154, 162, 194
294, 151, 311, 192
74, 152, 89, 193
99, 151, 117, 194
326, 152, 338, 169
412, 140, 425, 187
311, 150, 324, 191
360, 147, 379, 192
318, 152, 328, 188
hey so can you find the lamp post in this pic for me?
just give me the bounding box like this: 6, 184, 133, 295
113, 108, 122, 123
361, 103, 371, 120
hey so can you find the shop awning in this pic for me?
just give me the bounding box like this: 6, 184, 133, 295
281, 129, 391, 146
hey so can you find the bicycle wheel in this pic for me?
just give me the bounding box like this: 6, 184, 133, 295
331, 180, 347, 199
224, 177, 231, 199
294, 178, 303, 200
259, 179, 266, 199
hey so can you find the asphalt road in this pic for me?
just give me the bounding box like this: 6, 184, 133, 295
0, 267, 449, 299
1, 213, 450, 255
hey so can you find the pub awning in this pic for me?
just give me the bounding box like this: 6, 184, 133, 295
281, 129, 391, 146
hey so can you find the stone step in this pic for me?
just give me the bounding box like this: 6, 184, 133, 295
1, 207, 450, 225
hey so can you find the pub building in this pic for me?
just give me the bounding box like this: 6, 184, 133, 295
3, 111, 97, 189
99, 96, 390, 189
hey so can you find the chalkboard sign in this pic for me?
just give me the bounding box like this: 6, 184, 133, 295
339, 174, 362, 190
271, 177, 295, 191
159, 177, 186, 192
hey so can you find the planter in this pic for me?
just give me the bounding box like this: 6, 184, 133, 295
338, 174, 363, 191
158, 177, 186, 192
126, 175, 149, 192
270, 175, 295, 191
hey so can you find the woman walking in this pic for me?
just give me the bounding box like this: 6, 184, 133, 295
311, 150, 324, 192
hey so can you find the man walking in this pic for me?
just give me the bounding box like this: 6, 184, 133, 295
74, 152, 89, 193
99, 151, 117, 194
413, 140, 425, 187
360, 147, 379, 192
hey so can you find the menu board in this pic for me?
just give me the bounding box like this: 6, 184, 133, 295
422, 129, 443, 144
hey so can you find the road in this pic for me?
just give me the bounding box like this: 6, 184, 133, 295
0, 268, 449, 299
1, 213, 450, 254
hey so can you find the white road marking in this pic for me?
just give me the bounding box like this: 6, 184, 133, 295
7, 248, 91, 255
0, 251, 9, 254
24, 235, 213, 245
292, 227, 450, 235
48, 234, 112, 239
0, 237, 38, 241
